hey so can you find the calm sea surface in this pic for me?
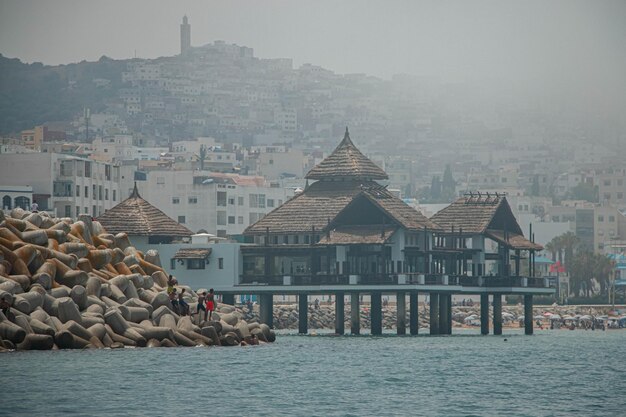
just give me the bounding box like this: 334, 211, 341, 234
1, 329, 625, 417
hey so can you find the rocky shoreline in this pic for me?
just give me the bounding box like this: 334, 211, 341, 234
0, 208, 274, 351
240, 303, 622, 331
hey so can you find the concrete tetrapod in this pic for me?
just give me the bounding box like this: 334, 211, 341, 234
1, 209, 276, 350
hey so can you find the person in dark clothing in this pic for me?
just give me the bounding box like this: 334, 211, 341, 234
169, 289, 180, 314
196, 291, 207, 324
178, 288, 189, 316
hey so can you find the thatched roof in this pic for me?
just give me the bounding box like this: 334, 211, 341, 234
317, 225, 397, 245
485, 230, 543, 251
97, 184, 192, 237
430, 193, 524, 236
305, 128, 388, 180
244, 180, 439, 235
173, 248, 212, 259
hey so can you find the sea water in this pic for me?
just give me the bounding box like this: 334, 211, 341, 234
2, 329, 625, 417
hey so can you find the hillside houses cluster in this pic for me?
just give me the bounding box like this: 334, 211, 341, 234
1, 18, 625, 259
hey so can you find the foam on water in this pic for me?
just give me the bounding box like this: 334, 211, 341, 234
1, 330, 625, 417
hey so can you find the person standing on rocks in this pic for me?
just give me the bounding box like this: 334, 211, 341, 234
178, 288, 189, 316
196, 291, 207, 324
167, 275, 177, 294
206, 288, 216, 321
169, 288, 180, 314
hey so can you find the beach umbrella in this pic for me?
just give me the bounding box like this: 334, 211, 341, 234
518, 315, 525, 321
550, 314, 561, 320
534, 315, 544, 320
543, 312, 553, 317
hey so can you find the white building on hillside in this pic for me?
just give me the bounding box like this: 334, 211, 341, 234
136, 170, 294, 237
0, 153, 135, 218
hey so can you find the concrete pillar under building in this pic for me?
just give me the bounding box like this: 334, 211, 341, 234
222, 294, 235, 306
524, 294, 534, 335
371, 292, 382, 335
335, 292, 345, 335
298, 293, 308, 334
397, 291, 406, 335
429, 293, 440, 335
409, 292, 419, 335
439, 294, 451, 335
259, 293, 273, 328
493, 294, 502, 336
447, 294, 453, 334
480, 293, 489, 335
350, 293, 360, 335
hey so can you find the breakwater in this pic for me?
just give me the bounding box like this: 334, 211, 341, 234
0, 208, 274, 351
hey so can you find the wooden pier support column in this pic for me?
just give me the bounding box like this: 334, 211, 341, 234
493, 294, 502, 335
298, 293, 308, 334
524, 294, 533, 335
397, 291, 406, 335
480, 293, 489, 335
335, 292, 345, 335
439, 294, 451, 335
429, 293, 440, 335
222, 294, 235, 305
259, 293, 274, 327
371, 292, 383, 335
409, 292, 419, 335
350, 293, 360, 335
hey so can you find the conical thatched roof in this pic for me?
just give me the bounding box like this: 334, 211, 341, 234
97, 184, 192, 237
305, 128, 388, 180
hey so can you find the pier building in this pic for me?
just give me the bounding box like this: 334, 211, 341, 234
238, 128, 553, 335
96, 129, 554, 335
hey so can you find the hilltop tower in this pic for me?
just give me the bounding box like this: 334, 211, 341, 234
180, 15, 191, 55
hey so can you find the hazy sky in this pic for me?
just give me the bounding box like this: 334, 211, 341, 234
1, 0, 625, 86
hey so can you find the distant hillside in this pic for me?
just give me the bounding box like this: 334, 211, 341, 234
0, 54, 128, 135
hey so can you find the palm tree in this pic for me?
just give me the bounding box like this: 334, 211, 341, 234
559, 231, 579, 270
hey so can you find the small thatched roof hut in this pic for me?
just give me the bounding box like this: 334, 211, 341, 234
97, 183, 192, 244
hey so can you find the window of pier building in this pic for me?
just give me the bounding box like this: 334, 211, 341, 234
187, 259, 206, 270
172, 197, 180, 204
217, 211, 227, 225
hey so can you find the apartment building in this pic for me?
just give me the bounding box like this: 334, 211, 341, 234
0, 153, 135, 218
136, 170, 294, 237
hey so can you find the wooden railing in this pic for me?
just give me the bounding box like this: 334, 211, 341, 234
238, 274, 554, 288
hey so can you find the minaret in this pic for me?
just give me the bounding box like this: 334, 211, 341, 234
180, 15, 191, 55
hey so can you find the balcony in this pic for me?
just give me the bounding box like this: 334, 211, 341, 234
238, 273, 555, 289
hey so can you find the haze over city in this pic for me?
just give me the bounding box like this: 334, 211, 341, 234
1, 2, 626, 416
